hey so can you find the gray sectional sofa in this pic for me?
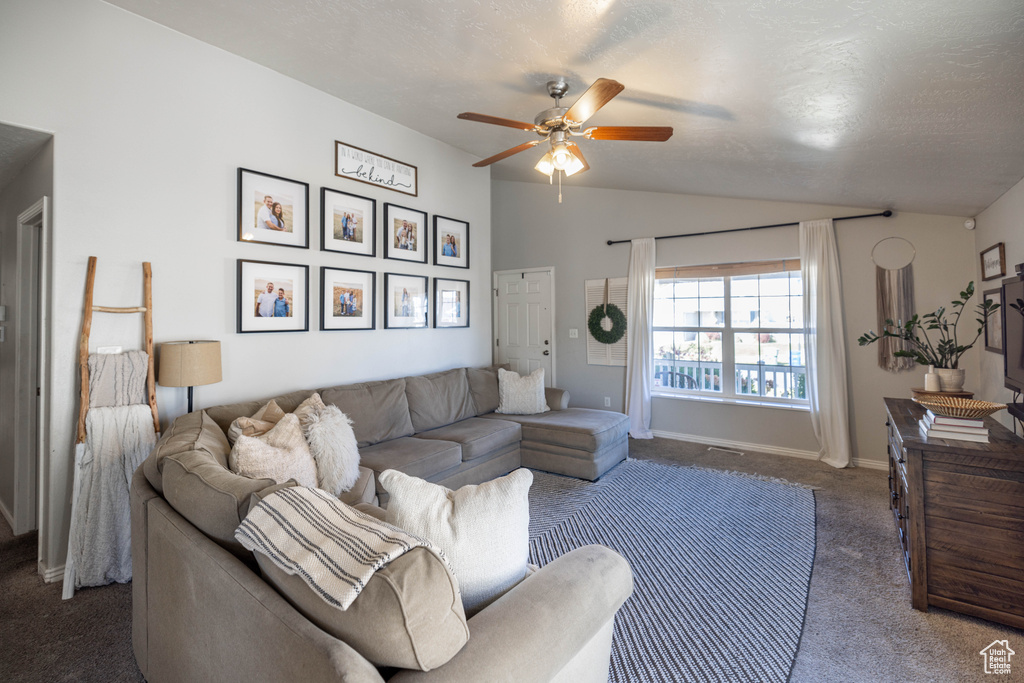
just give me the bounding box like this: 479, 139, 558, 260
131, 365, 632, 682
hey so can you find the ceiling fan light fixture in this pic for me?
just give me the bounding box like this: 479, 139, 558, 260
551, 142, 572, 170
534, 152, 554, 176
563, 154, 586, 177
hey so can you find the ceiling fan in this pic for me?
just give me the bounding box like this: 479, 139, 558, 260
458, 78, 673, 183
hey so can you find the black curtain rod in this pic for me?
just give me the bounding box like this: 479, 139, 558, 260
605, 210, 893, 246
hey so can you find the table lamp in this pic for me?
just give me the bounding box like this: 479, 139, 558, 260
158, 340, 222, 413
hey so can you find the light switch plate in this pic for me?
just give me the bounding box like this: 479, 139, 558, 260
569, 328, 579, 338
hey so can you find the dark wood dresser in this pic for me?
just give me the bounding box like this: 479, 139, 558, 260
884, 398, 1024, 629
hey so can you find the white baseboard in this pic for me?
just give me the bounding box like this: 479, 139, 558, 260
39, 562, 64, 584
651, 430, 888, 470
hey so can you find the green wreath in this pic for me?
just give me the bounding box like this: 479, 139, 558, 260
588, 303, 627, 345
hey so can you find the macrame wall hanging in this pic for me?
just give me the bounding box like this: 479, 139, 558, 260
871, 237, 917, 372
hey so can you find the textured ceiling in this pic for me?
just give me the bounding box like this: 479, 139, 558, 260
0, 123, 51, 193
106, 0, 1024, 215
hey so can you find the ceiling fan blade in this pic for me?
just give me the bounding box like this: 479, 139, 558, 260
472, 140, 542, 167
563, 78, 625, 126
584, 126, 674, 141
458, 112, 538, 131
566, 142, 590, 174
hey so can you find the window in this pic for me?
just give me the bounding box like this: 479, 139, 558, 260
653, 260, 807, 405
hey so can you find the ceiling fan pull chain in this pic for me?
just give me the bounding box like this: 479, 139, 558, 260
558, 170, 563, 204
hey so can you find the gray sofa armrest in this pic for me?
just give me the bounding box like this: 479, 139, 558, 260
389, 545, 632, 683
545, 387, 570, 411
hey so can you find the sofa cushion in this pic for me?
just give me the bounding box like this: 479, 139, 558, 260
229, 414, 318, 488
379, 468, 533, 614
404, 368, 476, 432
480, 407, 629, 453
143, 410, 231, 494
320, 379, 415, 447
465, 364, 508, 415
413, 417, 521, 462
255, 544, 468, 671
359, 437, 462, 492
205, 389, 317, 434
161, 448, 283, 556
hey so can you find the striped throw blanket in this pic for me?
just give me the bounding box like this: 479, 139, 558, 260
235, 487, 452, 610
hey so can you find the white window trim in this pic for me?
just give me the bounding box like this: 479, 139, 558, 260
653, 270, 808, 407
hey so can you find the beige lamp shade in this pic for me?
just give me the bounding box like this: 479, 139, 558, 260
158, 340, 222, 387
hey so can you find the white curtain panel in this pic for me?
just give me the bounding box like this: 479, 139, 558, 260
800, 219, 853, 468
625, 237, 656, 439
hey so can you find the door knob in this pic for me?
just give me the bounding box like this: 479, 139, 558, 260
544, 340, 549, 345
543, 350, 550, 356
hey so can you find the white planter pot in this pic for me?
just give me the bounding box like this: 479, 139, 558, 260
934, 368, 966, 392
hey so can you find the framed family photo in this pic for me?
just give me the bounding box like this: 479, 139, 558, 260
237, 259, 309, 333
981, 242, 1006, 281
434, 278, 469, 328
433, 216, 469, 269
238, 168, 309, 248
384, 273, 428, 329
985, 288, 1003, 353
384, 203, 427, 263
321, 267, 376, 331
321, 188, 376, 257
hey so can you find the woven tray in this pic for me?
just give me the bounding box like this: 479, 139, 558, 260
915, 396, 1007, 419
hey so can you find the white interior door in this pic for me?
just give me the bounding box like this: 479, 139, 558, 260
494, 268, 555, 386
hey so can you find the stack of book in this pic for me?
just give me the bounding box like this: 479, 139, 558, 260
919, 410, 989, 442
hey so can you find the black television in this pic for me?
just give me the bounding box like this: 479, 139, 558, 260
1003, 276, 1024, 395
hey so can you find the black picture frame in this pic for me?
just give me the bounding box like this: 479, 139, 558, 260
320, 187, 376, 257
981, 242, 1007, 281
237, 259, 309, 333
984, 288, 1003, 353
320, 266, 376, 331
383, 203, 428, 263
384, 273, 428, 329
433, 215, 470, 269
237, 168, 309, 249
433, 277, 470, 328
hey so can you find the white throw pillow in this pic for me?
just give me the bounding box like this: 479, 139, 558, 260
379, 468, 533, 614
229, 413, 318, 488
227, 399, 286, 445
304, 404, 361, 495
495, 368, 550, 415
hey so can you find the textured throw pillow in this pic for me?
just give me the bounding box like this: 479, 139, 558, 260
379, 468, 533, 613
227, 399, 287, 445
229, 413, 318, 488
292, 392, 327, 431
495, 367, 550, 415
304, 404, 361, 495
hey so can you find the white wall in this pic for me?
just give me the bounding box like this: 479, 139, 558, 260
975, 175, 1024, 429
492, 179, 978, 468
0, 0, 492, 572
0, 139, 53, 523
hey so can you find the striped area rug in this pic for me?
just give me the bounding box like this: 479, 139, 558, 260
528, 459, 816, 683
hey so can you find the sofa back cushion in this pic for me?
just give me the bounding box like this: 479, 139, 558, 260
320, 378, 414, 447
143, 410, 232, 494
404, 368, 475, 432
466, 364, 509, 416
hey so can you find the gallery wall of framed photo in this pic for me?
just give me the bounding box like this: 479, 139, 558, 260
235, 143, 473, 336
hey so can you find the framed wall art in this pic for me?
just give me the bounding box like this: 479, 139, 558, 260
237, 168, 309, 248
433, 215, 469, 269
384, 203, 427, 263
321, 188, 376, 257
237, 259, 309, 333
984, 288, 1003, 353
335, 141, 418, 197
321, 267, 376, 331
981, 242, 1006, 281
384, 273, 428, 329
433, 277, 469, 328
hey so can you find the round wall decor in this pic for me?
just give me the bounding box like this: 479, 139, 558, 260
588, 304, 626, 345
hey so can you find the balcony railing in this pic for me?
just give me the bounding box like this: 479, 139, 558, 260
654, 359, 806, 400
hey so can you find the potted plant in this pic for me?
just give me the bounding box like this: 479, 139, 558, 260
857, 281, 999, 391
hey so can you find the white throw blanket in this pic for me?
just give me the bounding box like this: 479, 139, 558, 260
88, 351, 150, 407
68, 404, 157, 587
235, 487, 452, 610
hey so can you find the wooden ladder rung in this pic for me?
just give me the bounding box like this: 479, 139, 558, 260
92, 306, 148, 314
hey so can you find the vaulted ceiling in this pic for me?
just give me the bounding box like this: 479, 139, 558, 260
106, 0, 1024, 216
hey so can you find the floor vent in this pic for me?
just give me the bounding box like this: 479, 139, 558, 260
707, 446, 745, 457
